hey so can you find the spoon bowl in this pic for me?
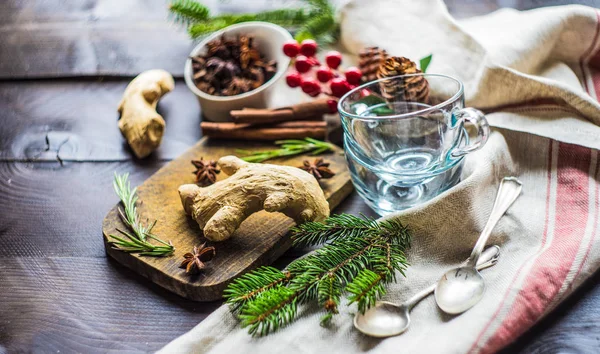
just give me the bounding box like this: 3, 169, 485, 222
434, 177, 522, 315
354, 302, 410, 337
435, 267, 485, 314
354, 245, 500, 337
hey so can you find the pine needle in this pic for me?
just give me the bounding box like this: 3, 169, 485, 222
169, 0, 210, 24
169, 0, 339, 43
224, 213, 411, 336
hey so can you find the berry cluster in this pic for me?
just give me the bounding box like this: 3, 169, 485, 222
283, 39, 362, 100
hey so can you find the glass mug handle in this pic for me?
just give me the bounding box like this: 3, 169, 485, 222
451, 107, 490, 158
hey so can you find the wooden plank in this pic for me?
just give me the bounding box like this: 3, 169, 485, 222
102, 137, 354, 301
0, 79, 201, 161
0, 256, 221, 353
0, 79, 339, 162
0, 161, 166, 257
0, 0, 301, 78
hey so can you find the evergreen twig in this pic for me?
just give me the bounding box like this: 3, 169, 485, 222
169, 0, 210, 24
236, 138, 335, 163
224, 214, 411, 336
107, 173, 175, 257
169, 0, 339, 43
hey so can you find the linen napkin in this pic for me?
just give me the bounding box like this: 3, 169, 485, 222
159, 1, 600, 353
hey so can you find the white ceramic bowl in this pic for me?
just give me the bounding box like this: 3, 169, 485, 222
184, 22, 293, 122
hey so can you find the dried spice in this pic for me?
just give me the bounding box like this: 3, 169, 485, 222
191, 34, 277, 97
192, 158, 220, 185
376, 56, 430, 103
299, 158, 335, 180
358, 47, 388, 83
180, 243, 216, 275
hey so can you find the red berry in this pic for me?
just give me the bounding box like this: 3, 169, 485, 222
295, 55, 311, 73
316, 66, 333, 83
286, 72, 303, 88
301, 79, 321, 95
325, 51, 342, 69
326, 99, 338, 114
307, 90, 321, 97
345, 67, 362, 86
300, 39, 318, 57
282, 40, 300, 57
330, 78, 351, 98
307, 57, 321, 67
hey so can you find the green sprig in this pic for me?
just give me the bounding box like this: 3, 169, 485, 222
236, 138, 335, 163
169, 0, 210, 24
224, 214, 411, 336
169, 0, 339, 43
108, 173, 175, 257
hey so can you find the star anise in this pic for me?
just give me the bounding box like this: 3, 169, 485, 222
192, 158, 220, 185
191, 34, 276, 97
299, 158, 335, 180
206, 35, 232, 58
247, 67, 265, 89
179, 243, 216, 275
239, 35, 261, 69
222, 77, 253, 96
205, 57, 240, 82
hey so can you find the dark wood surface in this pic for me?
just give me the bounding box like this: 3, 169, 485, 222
2, 0, 600, 353
102, 137, 353, 301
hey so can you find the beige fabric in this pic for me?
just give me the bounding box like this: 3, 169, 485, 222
160, 1, 600, 353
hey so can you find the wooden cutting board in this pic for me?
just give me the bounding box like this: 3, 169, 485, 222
102, 137, 353, 301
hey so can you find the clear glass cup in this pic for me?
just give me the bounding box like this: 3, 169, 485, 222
338, 74, 490, 215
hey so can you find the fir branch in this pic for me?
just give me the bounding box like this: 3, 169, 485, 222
107, 173, 175, 257
188, 9, 310, 39
238, 286, 299, 336
346, 237, 409, 312
225, 213, 411, 336
291, 213, 379, 247
169, 0, 340, 43
317, 272, 341, 323
295, 12, 335, 41
169, 0, 210, 24
345, 269, 387, 313
224, 267, 292, 310
236, 138, 335, 163
188, 19, 229, 38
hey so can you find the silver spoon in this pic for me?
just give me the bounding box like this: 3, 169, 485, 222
435, 177, 522, 315
354, 245, 501, 338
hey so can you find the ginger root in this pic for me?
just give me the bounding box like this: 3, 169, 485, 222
118, 69, 175, 158
178, 156, 330, 241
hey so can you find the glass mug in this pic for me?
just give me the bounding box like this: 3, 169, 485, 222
338, 74, 490, 215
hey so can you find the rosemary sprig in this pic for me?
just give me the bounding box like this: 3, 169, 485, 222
108, 173, 175, 257
224, 214, 411, 336
236, 138, 335, 163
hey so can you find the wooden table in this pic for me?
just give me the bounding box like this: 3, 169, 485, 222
1, 1, 600, 352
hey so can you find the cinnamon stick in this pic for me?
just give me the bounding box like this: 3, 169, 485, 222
231, 98, 334, 125
201, 121, 327, 141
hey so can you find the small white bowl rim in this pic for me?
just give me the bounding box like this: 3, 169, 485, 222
184, 21, 293, 102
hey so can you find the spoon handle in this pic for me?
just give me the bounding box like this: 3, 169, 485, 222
467, 177, 522, 267
404, 246, 500, 310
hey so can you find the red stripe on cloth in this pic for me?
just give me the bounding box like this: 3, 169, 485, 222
569, 156, 600, 288
593, 68, 600, 101
480, 143, 593, 354
590, 49, 600, 69
469, 140, 554, 354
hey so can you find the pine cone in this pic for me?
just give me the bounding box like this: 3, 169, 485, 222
358, 47, 388, 83
376, 57, 429, 103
